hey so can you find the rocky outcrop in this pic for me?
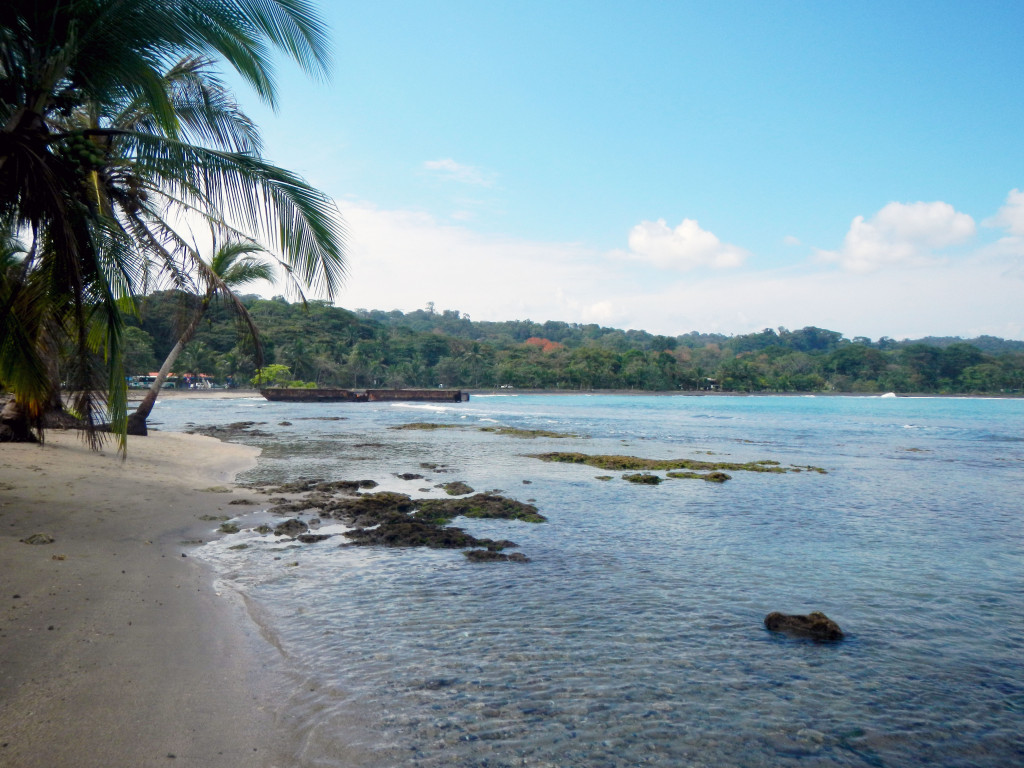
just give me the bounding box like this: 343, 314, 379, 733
764, 611, 844, 642
274, 518, 309, 538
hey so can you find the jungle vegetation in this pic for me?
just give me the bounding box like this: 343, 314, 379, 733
123, 294, 1024, 395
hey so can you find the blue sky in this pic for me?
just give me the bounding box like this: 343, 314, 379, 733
229, 0, 1024, 340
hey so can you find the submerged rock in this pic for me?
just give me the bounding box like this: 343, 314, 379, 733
764, 611, 844, 642
463, 549, 530, 563
296, 533, 332, 544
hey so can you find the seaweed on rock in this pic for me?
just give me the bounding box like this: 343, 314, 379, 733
343, 520, 513, 550
415, 494, 547, 525
623, 473, 662, 485
529, 452, 825, 475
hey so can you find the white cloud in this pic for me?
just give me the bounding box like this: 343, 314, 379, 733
422, 158, 496, 187
625, 218, 748, 270
319, 200, 1022, 341
783, 235, 802, 246
983, 188, 1024, 235
818, 200, 976, 272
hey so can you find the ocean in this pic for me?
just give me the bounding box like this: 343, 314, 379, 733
150, 393, 1024, 767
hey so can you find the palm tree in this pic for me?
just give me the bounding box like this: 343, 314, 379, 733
127, 237, 272, 435
1, 0, 345, 448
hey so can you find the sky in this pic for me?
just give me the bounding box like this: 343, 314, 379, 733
226, 0, 1024, 341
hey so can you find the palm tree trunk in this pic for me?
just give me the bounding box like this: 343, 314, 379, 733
127, 300, 208, 436
0, 398, 38, 442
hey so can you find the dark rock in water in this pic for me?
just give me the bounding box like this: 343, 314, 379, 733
623, 473, 662, 484
186, 421, 273, 439
438, 480, 474, 495
463, 549, 530, 563
414, 494, 547, 524
396, 472, 424, 480
254, 524, 274, 535
343, 519, 512, 550
314, 479, 378, 493
274, 518, 309, 538
322, 492, 416, 527
218, 523, 240, 534
764, 611, 844, 641
296, 533, 332, 544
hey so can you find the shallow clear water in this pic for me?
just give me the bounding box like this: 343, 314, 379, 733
152, 394, 1024, 767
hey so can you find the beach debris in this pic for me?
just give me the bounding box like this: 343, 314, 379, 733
437, 480, 474, 496
764, 611, 844, 642
20, 533, 55, 544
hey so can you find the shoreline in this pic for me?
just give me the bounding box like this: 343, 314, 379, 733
0, 430, 289, 767
134, 387, 1020, 401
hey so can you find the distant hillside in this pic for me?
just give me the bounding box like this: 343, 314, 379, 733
122, 292, 1024, 395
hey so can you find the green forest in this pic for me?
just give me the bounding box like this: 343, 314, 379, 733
123, 292, 1024, 395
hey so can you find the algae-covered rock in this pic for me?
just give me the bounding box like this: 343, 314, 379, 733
438, 481, 474, 496
343, 520, 510, 550
666, 471, 732, 483
415, 494, 547, 524
274, 518, 309, 538
218, 522, 240, 534
531, 451, 824, 475
463, 549, 530, 563
623, 473, 662, 485
764, 611, 844, 642
479, 426, 580, 439
321, 492, 416, 527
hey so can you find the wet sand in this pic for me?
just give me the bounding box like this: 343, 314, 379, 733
0, 428, 289, 767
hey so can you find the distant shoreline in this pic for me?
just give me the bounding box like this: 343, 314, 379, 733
129, 387, 1022, 401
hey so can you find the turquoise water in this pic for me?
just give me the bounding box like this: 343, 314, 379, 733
153, 394, 1024, 767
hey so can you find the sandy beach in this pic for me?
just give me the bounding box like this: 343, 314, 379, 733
0, 425, 288, 767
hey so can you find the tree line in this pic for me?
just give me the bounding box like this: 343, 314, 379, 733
123, 293, 1024, 395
